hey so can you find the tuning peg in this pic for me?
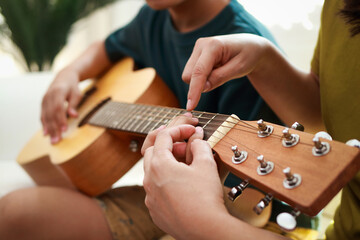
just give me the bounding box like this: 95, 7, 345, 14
291, 122, 304, 132
283, 167, 301, 189
276, 209, 300, 231
257, 119, 274, 137
312, 136, 331, 156
315, 131, 332, 141
227, 180, 249, 202
282, 128, 300, 147
256, 155, 274, 175
346, 139, 360, 148
253, 194, 273, 215
231, 146, 248, 164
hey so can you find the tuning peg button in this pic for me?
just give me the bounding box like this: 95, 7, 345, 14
346, 139, 360, 148
291, 122, 304, 132
227, 180, 249, 202
253, 194, 273, 215
315, 131, 332, 141
276, 210, 300, 231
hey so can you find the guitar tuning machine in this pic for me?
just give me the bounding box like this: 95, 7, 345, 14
312, 136, 331, 156
253, 194, 273, 215
276, 209, 301, 231
291, 122, 304, 132
257, 155, 274, 175
257, 119, 274, 138
282, 128, 300, 147
283, 167, 301, 189
346, 139, 360, 148
227, 180, 249, 202
231, 146, 248, 164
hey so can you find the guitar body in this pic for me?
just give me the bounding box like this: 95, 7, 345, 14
17, 58, 179, 196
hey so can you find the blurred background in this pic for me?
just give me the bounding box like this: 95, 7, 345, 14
0, 0, 338, 238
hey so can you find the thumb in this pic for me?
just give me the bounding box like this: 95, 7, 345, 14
185, 126, 204, 164
190, 139, 217, 171
67, 88, 81, 117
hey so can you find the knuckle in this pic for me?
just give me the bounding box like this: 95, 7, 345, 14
192, 64, 206, 77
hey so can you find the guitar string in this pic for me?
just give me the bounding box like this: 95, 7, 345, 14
207, 128, 304, 176
105, 102, 258, 130
95, 103, 314, 149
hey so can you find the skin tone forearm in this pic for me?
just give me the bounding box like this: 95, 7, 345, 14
183, 34, 324, 132
41, 40, 112, 143
247, 38, 323, 132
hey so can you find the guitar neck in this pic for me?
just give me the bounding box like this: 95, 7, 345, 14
87, 100, 230, 140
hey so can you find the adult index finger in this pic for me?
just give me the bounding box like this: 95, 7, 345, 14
186, 47, 218, 111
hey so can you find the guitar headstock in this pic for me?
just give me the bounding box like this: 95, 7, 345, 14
211, 117, 360, 217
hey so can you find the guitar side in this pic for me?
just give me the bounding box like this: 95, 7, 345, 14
17, 58, 179, 196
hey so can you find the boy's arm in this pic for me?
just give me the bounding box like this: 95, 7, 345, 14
41, 40, 112, 144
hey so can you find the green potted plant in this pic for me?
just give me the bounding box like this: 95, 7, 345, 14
0, 0, 118, 71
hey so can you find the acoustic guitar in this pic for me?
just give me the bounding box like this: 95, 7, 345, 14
17, 58, 360, 227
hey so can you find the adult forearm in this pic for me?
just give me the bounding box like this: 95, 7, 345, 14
248, 40, 324, 132
65, 40, 112, 81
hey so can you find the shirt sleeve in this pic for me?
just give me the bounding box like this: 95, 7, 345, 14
104, 5, 147, 64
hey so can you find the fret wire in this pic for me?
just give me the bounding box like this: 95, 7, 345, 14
126, 104, 146, 132
133, 105, 156, 132
139, 106, 161, 133
203, 113, 218, 129
109, 103, 126, 129
169, 109, 184, 122
148, 107, 167, 132
118, 104, 138, 130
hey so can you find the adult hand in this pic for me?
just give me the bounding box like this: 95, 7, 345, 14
182, 34, 271, 111
41, 68, 82, 144
142, 125, 227, 239
141, 112, 199, 163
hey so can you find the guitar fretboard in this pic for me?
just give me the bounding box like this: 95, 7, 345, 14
88, 101, 230, 140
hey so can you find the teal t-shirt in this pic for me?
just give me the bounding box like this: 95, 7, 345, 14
104, 0, 279, 123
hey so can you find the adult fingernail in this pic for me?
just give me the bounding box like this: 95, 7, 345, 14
186, 99, 192, 110
203, 82, 211, 92
157, 125, 166, 130
51, 136, 60, 144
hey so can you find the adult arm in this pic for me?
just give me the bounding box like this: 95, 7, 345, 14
183, 34, 324, 132
41, 40, 112, 144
